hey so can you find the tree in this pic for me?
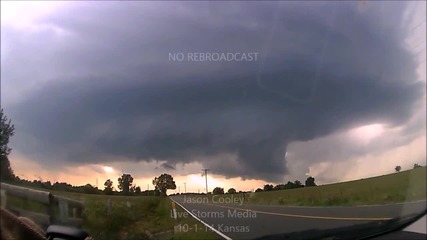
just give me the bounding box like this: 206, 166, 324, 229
263, 184, 274, 191
118, 174, 134, 194
213, 187, 224, 194
227, 188, 237, 194
294, 180, 303, 188
104, 179, 114, 194
413, 163, 422, 169
135, 186, 141, 194
305, 177, 317, 187
255, 188, 263, 192
395, 166, 402, 173
82, 184, 98, 194
130, 185, 137, 193
152, 173, 176, 196
43, 181, 52, 189
0, 109, 15, 182
274, 184, 286, 191
284, 181, 295, 189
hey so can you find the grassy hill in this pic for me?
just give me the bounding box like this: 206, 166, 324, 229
243, 166, 426, 206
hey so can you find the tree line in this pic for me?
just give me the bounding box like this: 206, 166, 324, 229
395, 164, 423, 173
210, 176, 317, 195
102, 173, 177, 196
4, 172, 177, 197
258, 176, 317, 192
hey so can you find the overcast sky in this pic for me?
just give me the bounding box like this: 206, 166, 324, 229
1, 1, 425, 191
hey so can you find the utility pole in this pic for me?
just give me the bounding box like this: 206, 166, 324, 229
202, 169, 209, 194
184, 182, 187, 193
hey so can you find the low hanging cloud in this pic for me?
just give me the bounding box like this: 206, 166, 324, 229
160, 163, 176, 171
3, 1, 425, 182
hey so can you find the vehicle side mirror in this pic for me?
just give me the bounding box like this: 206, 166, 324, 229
46, 225, 89, 240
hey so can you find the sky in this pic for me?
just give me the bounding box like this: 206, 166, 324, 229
1, 1, 426, 193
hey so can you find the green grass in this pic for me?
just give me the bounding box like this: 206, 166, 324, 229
186, 167, 426, 207
82, 195, 166, 240
244, 167, 426, 206
75, 193, 219, 240
4, 185, 219, 239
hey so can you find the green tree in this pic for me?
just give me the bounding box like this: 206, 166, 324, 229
104, 179, 114, 194
227, 188, 237, 194
255, 188, 263, 192
305, 176, 317, 187
213, 187, 224, 194
413, 163, 422, 169
263, 184, 274, 191
82, 184, 98, 194
152, 173, 176, 196
294, 180, 303, 188
395, 166, 402, 173
118, 174, 134, 194
130, 185, 136, 194
284, 181, 295, 189
0, 109, 15, 182
274, 184, 286, 190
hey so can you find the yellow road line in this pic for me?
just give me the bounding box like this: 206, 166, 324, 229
205, 203, 393, 221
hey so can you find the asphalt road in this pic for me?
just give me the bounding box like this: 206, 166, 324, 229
170, 195, 426, 240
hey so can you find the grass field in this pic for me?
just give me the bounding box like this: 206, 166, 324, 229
238, 167, 426, 206
193, 167, 426, 207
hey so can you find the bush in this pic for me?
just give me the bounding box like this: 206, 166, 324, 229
83, 200, 135, 240
212, 187, 224, 194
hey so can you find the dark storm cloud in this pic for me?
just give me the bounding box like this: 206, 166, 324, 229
4, 1, 424, 181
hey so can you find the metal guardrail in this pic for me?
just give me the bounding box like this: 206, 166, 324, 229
0, 183, 85, 228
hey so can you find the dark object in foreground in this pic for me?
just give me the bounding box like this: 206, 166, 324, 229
254, 210, 426, 240
46, 225, 89, 240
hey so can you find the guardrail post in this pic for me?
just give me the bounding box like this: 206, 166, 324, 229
48, 193, 56, 225
1, 189, 6, 208
58, 199, 69, 223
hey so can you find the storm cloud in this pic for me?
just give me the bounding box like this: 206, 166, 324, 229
3, 1, 425, 181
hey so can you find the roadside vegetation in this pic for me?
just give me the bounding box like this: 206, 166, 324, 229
198, 166, 426, 207
4, 186, 219, 240
54, 191, 219, 240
